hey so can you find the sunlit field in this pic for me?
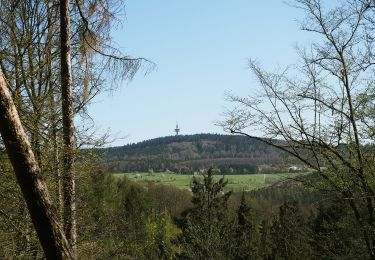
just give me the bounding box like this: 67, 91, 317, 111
113, 172, 308, 191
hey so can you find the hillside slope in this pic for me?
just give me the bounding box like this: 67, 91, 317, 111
99, 134, 288, 174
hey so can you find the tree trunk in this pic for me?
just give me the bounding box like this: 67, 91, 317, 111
47, 1, 64, 222
60, 0, 77, 256
51, 94, 64, 222
0, 69, 73, 259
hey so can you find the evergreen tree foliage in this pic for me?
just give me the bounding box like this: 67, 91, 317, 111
177, 167, 233, 259
311, 200, 366, 259
259, 219, 273, 260
270, 201, 312, 259
231, 192, 261, 259
100, 134, 283, 174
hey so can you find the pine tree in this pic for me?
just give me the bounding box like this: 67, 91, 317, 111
271, 201, 312, 259
259, 219, 273, 260
177, 167, 232, 259
232, 192, 260, 259
311, 201, 366, 258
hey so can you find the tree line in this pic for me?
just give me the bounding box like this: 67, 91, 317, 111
1, 164, 365, 258
2, 0, 375, 258
100, 134, 286, 174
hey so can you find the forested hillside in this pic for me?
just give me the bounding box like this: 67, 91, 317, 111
3, 0, 375, 259
99, 134, 291, 174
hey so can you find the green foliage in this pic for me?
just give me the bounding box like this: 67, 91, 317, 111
2, 147, 373, 259
177, 167, 233, 259
259, 219, 273, 260
115, 171, 308, 191
270, 201, 312, 259
119, 210, 178, 259
99, 134, 285, 173
231, 192, 261, 259
144, 182, 192, 219
311, 200, 367, 259
0, 153, 42, 258
76, 167, 180, 259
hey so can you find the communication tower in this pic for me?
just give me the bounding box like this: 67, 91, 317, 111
175, 123, 180, 135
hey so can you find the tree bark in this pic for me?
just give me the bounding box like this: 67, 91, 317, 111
60, 0, 77, 256
47, 0, 64, 222
0, 69, 73, 259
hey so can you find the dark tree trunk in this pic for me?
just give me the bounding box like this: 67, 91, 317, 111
60, 0, 77, 256
0, 69, 73, 259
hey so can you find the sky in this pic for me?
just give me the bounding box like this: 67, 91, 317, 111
87, 0, 312, 146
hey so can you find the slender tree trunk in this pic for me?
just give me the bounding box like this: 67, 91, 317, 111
47, 1, 64, 222
60, 0, 77, 256
49, 88, 64, 221
0, 69, 73, 259
51, 95, 64, 221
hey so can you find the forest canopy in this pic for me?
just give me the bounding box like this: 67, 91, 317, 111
2, 0, 375, 259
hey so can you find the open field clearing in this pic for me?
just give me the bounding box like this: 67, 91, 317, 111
113, 172, 308, 191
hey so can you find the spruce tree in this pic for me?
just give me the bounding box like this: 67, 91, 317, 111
177, 167, 232, 259
232, 192, 260, 259
271, 201, 312, 259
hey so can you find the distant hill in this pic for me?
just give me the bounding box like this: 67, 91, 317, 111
98, 134, 292, 174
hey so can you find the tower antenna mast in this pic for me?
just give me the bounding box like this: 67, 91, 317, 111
175, 122, 180, 136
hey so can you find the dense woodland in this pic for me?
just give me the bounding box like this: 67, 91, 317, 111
0, 161, 367, 259
99, 134, 287, 174
2, 0, 375, 259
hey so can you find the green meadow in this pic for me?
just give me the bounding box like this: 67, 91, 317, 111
113, 172, 307, 191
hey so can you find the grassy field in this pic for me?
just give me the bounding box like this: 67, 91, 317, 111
113, 172, 307, 191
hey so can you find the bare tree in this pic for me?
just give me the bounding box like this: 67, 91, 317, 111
0, 69, 73, 259
222, 0, 375, 257
0, 0, 151, 257
59, 0, 77, 256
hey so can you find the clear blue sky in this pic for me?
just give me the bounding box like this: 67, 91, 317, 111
87, 0, 311, 146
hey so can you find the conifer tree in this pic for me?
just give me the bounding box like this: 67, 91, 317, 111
312, 201, 366, 258
232, 192, 260, 259
177, 167, 232, 259
259, 219, 273, 260
271, 201, 311, 259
